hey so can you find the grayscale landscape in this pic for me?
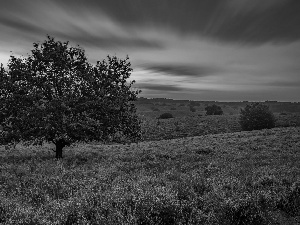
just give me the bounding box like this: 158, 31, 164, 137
0, 0, 299, 224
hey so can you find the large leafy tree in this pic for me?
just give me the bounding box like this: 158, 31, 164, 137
0, 36, 141, 158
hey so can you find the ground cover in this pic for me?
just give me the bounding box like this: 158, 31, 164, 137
0, 127, 299, 224
139, 113, 300, 142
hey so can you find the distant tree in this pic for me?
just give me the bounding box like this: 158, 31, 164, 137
190, 101, 200, 107
239, 103, 275, 131
0, 36, 141, 158
189, 106, 196, 112
151, 107, 160, 111
158, 113, 173, 119
205, 104, 223, 115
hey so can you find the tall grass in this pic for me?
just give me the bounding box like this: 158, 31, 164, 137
0, 127, 299, 224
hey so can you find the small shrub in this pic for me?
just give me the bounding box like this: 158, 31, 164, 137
205, 104, 223, 115
158, 113, 174, 119
151, 107, 160, 111
190, 106, 196, 112
190, 101, 200, 107
239, 103, 276, 131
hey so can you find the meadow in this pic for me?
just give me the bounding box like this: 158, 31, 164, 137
0, 100, 300, 224
0, 127, 300, 224
137, 100, 300, 142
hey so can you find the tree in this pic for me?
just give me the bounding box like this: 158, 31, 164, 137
0, 36, 141, 158
239, 103, 275, 131
158, 113, 173, 119
189, 105, 196, 112
205, 104, 223, 115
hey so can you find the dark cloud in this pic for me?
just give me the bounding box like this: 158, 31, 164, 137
264, 80, 300, 87
58, 33, 164, 49
207, 0, 300, 44
141, 63, 220, 77
1, 0, 299, 46
51, 0, 300, 44
0, 1, 164, 50
0, 17, 43, 34
135, 83, 183, 92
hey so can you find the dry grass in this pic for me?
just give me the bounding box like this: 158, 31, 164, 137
139, 113, 300, 141
0, 127, 299, 224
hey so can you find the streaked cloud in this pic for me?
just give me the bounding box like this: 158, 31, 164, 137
0, 0, 299, 101
140, 63, 221, 77
49, 0, 300, 44
136, 83, 183, 92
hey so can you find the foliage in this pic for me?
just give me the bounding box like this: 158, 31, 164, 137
151, 107, 160, 111
280, 112, 287, 116
239, 103, 276, 131
189, 106, 196, 112
189, 101, 200, 107
158, 113, 174, 119
0, 36, 141, 158
205, 104, 223, 115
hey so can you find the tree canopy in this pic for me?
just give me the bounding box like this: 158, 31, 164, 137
0, 36, 141, 158
239, 103, 275, 131
205, 104, 223, 115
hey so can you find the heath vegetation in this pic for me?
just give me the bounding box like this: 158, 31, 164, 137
0, 36, 300, 224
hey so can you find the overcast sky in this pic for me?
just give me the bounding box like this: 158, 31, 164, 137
0, 0, 299, 101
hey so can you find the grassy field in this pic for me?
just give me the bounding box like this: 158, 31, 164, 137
0, 127, 299, 224
139, 112, 300, 142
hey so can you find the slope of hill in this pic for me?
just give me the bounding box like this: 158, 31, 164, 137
139, 113, 300, 142
0, 127, 299, 224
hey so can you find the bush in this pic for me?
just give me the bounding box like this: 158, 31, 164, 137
151, 107, 160, 111
189, 106, 196, 112
280, 112, 288, 116
239, 103, 276, 131
190, 101, 200, 107
158, 113, 174, 119
170, 107, 177, 110
205, 104, 223, 115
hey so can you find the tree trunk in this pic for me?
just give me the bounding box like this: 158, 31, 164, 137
54, 139, 70, 159
55, 142, 64, 159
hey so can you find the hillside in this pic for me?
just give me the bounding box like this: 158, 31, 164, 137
135, 98, 300, 115
0, 127, 299, 224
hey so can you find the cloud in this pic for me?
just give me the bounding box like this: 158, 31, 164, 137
0, 0, 164, 52
141, 63, 220, 77
1, 0, 300, 47
58, 33, 164, 49
263, 80, 300, 87
226, 0, 291, 13
0, 17, 43, 34
206, 0, 300, 44
54, 0, 300, 45
135, 82, 183, 92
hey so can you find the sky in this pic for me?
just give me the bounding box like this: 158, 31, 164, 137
0, 0, 299, 102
